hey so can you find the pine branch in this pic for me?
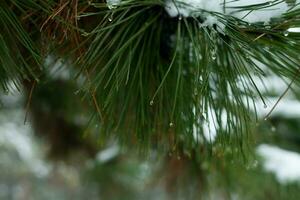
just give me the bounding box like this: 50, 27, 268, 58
1, 0, 300, 156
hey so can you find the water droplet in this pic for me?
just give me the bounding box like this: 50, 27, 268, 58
108, 16, 113, 22
283, 31, 289, 37
74, 90, 80, 95
169, 122, 174, 127
194, 89, 198, 96
246, 54, 251, 60
149, 100, 154, 106
265, 25, 271, 29
211, 50, 217, 60
271, 126, 276, 132
81, 32, 89, 37
198, 23, 204, 28
252, 160, 258, 168
107, 4, 117, 10
264, 117, 268, 121
178, 15, 182, 21
263, 21, 271, 29
247, 160, 258, 170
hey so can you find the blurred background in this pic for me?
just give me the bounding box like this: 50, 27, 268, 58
0, 57, 300, 200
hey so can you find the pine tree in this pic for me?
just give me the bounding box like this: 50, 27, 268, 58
1, 0, 300, 199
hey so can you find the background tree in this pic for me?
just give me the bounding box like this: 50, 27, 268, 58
1, 0, 300, 199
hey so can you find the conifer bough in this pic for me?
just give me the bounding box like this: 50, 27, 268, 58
1, 0, 300, 155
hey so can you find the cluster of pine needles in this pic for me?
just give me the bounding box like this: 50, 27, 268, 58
1, 0, 300, 156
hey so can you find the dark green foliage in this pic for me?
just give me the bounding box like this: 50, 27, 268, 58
0, 1, 41, 91
1, 0, 300, 154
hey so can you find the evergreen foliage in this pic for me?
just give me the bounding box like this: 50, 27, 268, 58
1, 0, 300, 155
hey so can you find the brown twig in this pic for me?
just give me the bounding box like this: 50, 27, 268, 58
24, 80, 36, 124
264, 68, 300, 120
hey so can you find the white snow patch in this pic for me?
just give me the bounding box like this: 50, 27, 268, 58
105, 0, 295, 32
165, 0, 289, 30
165, 0, 223, 17
192, 107, 230, 143
0, 110, 51, 177
45, 55, 71, 81
226, 0, 289, 24
0, 80, 23, 108
257, 144, 300, 183
238, 74, 295, 98
288, 27, 300, 33
251, 97, 300, 119
96, 145, 119, 163
202, 107, 219, 142
106, 0, 296, 30
106, 0, 122, 9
